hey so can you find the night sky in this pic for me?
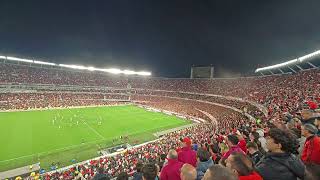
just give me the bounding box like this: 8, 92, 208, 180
1, 0, 320, 77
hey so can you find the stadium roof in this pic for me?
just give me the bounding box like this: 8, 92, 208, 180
255, 50, 320, 74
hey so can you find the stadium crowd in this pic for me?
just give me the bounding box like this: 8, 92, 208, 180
0, 93, 129, 110
1, 63, 320, 179
1, 63, 319, 119
0, 63, 128, 87
132, 90, 265, 120
130, 70, 320, 120
131, 95, 251, 129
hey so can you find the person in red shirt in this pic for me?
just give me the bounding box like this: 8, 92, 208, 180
178, 137, 197, 167
221, 135, 245, 162
226, 152, 263, 180
160, 149, 184, 180
236, 131, 247, 153
301, 123, 320, 165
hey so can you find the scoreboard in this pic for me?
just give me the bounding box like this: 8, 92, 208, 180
190, 66, 214, 79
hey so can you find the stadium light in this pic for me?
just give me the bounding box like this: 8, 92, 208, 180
33, 60, 56, 66
0, 54, 151, 76
58, 64, 151, 76
59, 64, 88, 70
123, 70, 136, 75
7, 56, 33, 63
299, 50, 320, 62
87, 67, 95, 71
256, 49, 320, 73
92, 67, 107, 72
255, 59, 298, 72
136, 71, 152, 76
104, 68, 122, 74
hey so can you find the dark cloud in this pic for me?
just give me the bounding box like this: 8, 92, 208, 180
0, 0, 320, 77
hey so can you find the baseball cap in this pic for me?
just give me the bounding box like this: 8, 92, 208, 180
183, 137, 192, 146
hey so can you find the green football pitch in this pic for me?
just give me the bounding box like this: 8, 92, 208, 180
0, 105, 190, 172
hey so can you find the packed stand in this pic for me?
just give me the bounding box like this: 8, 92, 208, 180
133, 90, 265, 120
2, 62, 319, 122
0, 63, 128, 87
0, 93, 129, 110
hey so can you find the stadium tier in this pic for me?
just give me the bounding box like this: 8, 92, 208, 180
0, 62, 319, 179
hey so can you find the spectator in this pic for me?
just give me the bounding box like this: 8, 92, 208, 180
160, 149, 184, 180
300, 110, 317, 124
250, 132, 266, 155
180, 164, 197, 180
236, 131, 247, 153
93, 167, 109, 180
225, 152, 262, 180
158, 154, 167, 171
178, 137, 197, 167
221, 135, 245, 161
246, 142, 263, 165
286, 117, 296, 130
301, 123, 320, 165
300, 110, 320, 132
256, 128, 305, 180
290, 126, 306, 154
133, 162, 144, 180
74, 171, 87, 180
196, 148, 213, 180
202, 165, 237, 180
305, 163, 320, 180
142, 163, 158, 180
256, 129, 267, 152
117, 172, 129, 180
208, 143, 221, 164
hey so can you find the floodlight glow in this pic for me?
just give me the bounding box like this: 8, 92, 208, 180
255, 59, 298, 72
59, 64, 71, 68
256, 49, 320, 73
0, 54, 151, 76
59, 64, 87, 70
105, 68, 122, 74
57, 65, 151, 76
136, 71, 152, 76
88, 67, 96, 71
33, 60, 56, 66
7, 56, 33, 63
93, 68, 106, 72
123, 70, 136, 75
299, 50, 320, 62
71, 65, 87, 70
